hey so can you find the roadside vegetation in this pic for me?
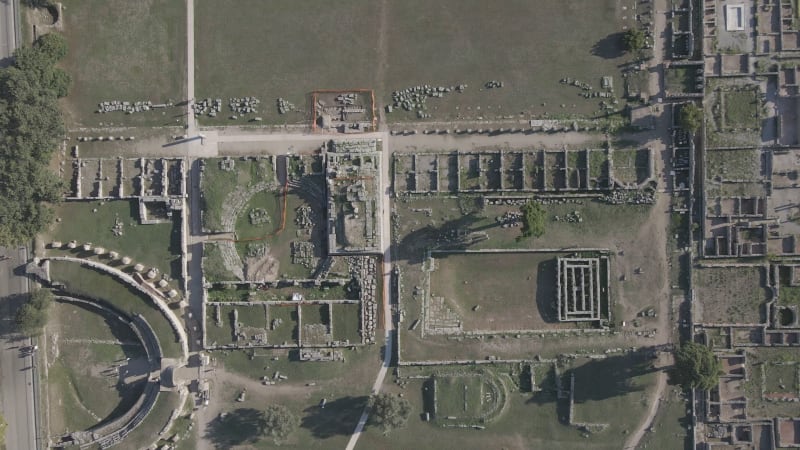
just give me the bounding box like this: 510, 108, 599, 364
15, 289, 54, 336
0, 33, 69, 245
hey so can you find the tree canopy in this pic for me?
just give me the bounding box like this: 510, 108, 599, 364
673, 341, 722, 391
623, 28, 646, 52
679, 102, 703, 134
0, 33, 68, 246
15, 289, 54, 336
368, 393, 411, 434
520, 200, 546, 239
263, 405, 298, 444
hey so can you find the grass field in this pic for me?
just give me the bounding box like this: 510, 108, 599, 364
206, 346, 381, 449
431, 252, 572, 331
744, 348, 800, 417
200, 158, 274, 232
434, 375, 485, 419
195, 0, 636, 124
705, 148, 762, 181
49, 260, 183, 358
269, 304, 298, 345
331, 303, 361, 344
694, 266, 769, 324
202, 243, 239, 283
570, 354, 657, 425
47, 302, 147, 436
360, 356, 658, 449
636, 386, 690, 450
46, 200, 182, 280
59, 0, 187, 127
194, 0, 380, 126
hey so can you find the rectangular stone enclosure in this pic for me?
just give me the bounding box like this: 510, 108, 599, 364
557, 257, 609, 322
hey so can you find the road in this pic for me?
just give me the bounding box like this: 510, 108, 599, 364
0, 246, 38, 450
0, 0, 18, 67
345, 133, 393, 450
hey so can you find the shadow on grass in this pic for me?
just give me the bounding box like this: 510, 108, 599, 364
535, 259, 559, 324
591, 32, 626, 59
526, 352, 659, 423
396, 215, 482, 264
300, 396, 368, 439
204, 408, 266, 448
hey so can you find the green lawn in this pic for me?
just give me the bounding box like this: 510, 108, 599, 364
205, 304, 235, 346
434, 375, 484, 419
331, 303, 361, 344
47, 200, 182, 280
47, 360, 101, 434
59, 0, 187, 128
268, 304, 298, 346
48, 260, 183, 358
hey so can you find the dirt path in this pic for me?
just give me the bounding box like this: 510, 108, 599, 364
624, 369, 667, 450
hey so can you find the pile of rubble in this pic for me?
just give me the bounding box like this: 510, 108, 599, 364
294, 205, 314, 230
228, 96, 260, 117
484, 80, 504, 89
495, 211, 522, 227
599, 190, 655, 205
290, 241, 315, 269
276, 98, 296, 114
335, 93, 358, 105
192, 98, 222, 117
248, 207, 271, 225
219, 158, 235, 171
554, 210, 583, 223
347, 256, 377, 344
559, 78, 594, 91
96, 100, 171, 114
387, 84, 467, 116
245, 242, 267, 258
111, 216, 124, 236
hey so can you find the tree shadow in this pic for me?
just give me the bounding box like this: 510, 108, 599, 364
395, 214, 483, 264
526, 351, 660, 413
568, 353, 655, 403
300, 395, 368, 439
204, 408, 266, 449
591, 32, 626, 59
535, 259, 559, 323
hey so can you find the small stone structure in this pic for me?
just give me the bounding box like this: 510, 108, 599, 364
556, 256, 609, 323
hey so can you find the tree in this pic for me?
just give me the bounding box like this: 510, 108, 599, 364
368, 393, 411, 434
623, 28, 646, 53
0, 32, 68, 246
263, 405, 298, 444
15, 289, 53, 336
673, 341, 722, 391
679, 102, 703, 134
520, 201, 546, 239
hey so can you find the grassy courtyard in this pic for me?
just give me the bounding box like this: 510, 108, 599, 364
59, 0, 187, 127
46, 200, 182, 280
430, 252, 573, 331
